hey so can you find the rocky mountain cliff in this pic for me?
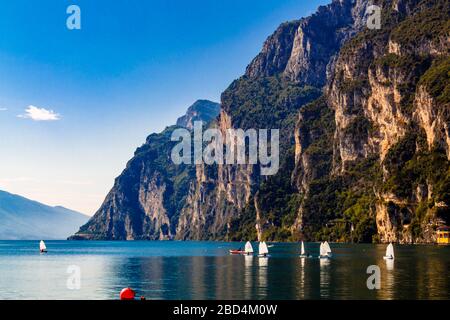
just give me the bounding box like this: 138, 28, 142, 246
70, 100, 219, 240
245, 0, 369, 86
71, 0, 449, 243
293, 0, 449, 243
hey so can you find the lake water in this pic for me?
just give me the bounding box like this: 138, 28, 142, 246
0, 241, 449, 300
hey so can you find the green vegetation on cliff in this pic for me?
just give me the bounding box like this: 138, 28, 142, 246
224, 77, 322, 242
418, 57, 450, 104
390, 0, 450, 47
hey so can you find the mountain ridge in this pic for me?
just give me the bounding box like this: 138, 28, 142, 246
176, 100, 220, 130
0, 189, 88, 240
70, 99, 220, 240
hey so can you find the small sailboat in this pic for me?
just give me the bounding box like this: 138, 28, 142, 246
383, 243, 394, 260
231, 241, 253, 255
244, 241, 254, 255
39, 240, 47, 253
258, 241, 269, 257
323, 241, 332, 257
299, 241, 311, 258
230, 241, 254, 255
318, 242, 331, 259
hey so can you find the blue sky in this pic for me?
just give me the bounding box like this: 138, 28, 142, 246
0, 0, 327, 215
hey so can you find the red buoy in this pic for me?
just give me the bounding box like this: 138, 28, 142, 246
120, 287, 136, 300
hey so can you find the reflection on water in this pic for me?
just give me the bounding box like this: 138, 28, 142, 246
243, 255, 253, 299
257, 257, 268, 299
244, 255, 253, 268
385, 260, 395, 300
298, 258, 306, 299
319, 259, 330, 299
375, 257, 395, 300
0, 241, 449, 300
386, 259, 394, 271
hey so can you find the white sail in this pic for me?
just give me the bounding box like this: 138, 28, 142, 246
324, 241, 331, 254
245, 241, 254, 254
301, 241, 305, 255
319, 242, 327, 256
259, 241, 269, 255
386, 243, 394, 259
39, 240, 46, 251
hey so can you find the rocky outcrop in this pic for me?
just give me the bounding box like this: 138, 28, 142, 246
245, 21, 301, 79
176, 100, 220, 130
246, 0, 369, 87
70, 100, 220, 240
414, 86, 450, 160
175, 108, 262, 240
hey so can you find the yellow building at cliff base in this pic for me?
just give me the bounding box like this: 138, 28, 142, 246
437, 226, 450, 245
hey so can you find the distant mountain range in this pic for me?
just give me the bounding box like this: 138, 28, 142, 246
0, 190, 88, 240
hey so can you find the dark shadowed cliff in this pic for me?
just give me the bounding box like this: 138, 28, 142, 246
70, 100, 220, 240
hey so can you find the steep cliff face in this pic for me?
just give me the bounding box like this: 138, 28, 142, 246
245, 21, 301, 79
293, 0, 450, 243
246, 0, 369, 86
176, 0, 370, 241
176, 78, 321, 240
70, 100, 219, 240
414, 63, 450, 160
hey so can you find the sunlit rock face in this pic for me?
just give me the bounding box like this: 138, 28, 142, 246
294, 0, 450, 243
246, 0, 369, 87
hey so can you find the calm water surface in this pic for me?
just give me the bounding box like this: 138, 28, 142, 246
0, 241, 449, 300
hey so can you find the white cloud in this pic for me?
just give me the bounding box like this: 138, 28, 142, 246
0, 107, 7, 111
18, 105, 61, 121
